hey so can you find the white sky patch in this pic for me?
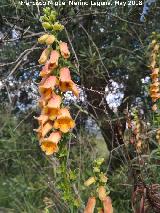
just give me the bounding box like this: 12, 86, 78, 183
64, 91, 77, 102
12, 29, 21, 39
141, 76, 150, 84
63, 87, 85, 104
0, 81, 4, 90
100, 28, 104, 33
105, 80, 124, 111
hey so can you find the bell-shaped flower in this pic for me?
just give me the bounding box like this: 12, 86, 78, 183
40, 61, 52, 77
150, 87, 159, 94
84, 197, 96, 213
150, 82, 159, 89
59, 42, 70, 59
43, 94, 62, 120
34, 115, 49, 126
53, 108, 75, 133
39, 76, 58, 95
38, 48, 51, 64
40, 131, 62, 155
34, 121, 53, 138
48, 50, 60, 69
38, 90, 53, 109
39, 96, 47, 108
150, 93, 160, 102
151, 68, 159, 80
59, 67, 79, 97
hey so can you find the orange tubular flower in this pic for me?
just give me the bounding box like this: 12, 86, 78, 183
39, 76, 58, 95
150, 93, 160, 102
40, 131, 62, 155
38, 90, 53, 110
34, 115, 49, 126
59, 67, 79, 97
40, 89, 53, 104
150, 82, 159, 89
102, 196, 113, 213
84, 197, 96, 213
151, 68, 159, 80
150, 87, 159, 94
40, 61, 52, 77
39, 96, 47, 108
48, 50, 60, 69
34, 121, 53, 139
53, 108, 75, 133
43, 94, 62, 120
59, 42, 70, 59
38, 48, 51, 64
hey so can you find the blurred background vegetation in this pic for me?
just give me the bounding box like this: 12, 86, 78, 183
0, 0, 160, 212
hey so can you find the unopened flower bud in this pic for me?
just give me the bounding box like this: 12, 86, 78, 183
96, 158, 104, 166
151, 39, 157, 46
156, 134, 160, 140
99, 173, 108, 183
154, 44, 159, 52
84, 177, 96, 187
38, 48, 51, 64
45, 35, 56, 45
38, 34, 49, 44
42, 15, 49, 22
42, 22, 52, 30
52, 22, 64, 31
93, 167, 100, 173
98, 186, 107, 201
43, 7, 51, 16
49, 14, 56, 22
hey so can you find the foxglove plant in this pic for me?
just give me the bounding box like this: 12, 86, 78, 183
34, 8, 79, 156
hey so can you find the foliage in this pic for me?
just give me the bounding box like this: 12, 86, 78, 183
0, 108, 102, 212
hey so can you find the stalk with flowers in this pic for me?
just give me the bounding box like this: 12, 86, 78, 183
84, 158, 113, 213
34, 7, 113, 212
34, 7, 81, 210
34, 8, 79, 156
149, 33, 160, 112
